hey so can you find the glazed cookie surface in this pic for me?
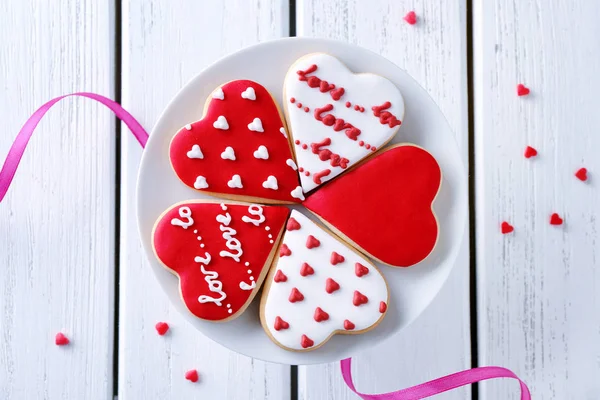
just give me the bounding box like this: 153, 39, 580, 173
153, 201, 290, 321
170, 80, 303, 203
303, 144, 442, 267
283, 53, 404, 193
261, 210, 389, 351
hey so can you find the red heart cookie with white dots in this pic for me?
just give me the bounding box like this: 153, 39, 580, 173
170, 80, 303, 203
260, 210, 389, 351
303, 144, 442, 267
153, 201, 289, 321
283, 53, 404, 193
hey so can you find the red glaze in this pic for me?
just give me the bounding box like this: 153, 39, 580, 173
501, 222, 514, 234
325, 278, 340, 294
55, 332, 70, 346
280, 243, 292, 257
306, 235, 321, 249
289, 288, 305, 303
330, 251, 345, 265
575, 168, 588, 181
303, 145, 441, 267
153, 202, 290, 321
355, 263, 369, 277
300, 262, 315, 276
344, 320, 356, 330
524, 146, 537, 158
287, 217, 301, 231
379, 301, 387, 313
185, 370, 199, 383
313, 307, 330, 322
274, 316, 290, 331
550, 213, 563, 226
169, 80, 301, 203
301, 334, 314, 348
313, 169, 331, 184
274, 270, 288, 283
155, 322, 169, 336
353, 291, 369, 306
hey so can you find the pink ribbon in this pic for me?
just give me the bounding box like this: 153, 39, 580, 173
0, 93, 530, 399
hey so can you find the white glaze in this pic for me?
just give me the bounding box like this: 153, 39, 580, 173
213, 115, 229, 130
253, 145, 269, 160
216, 212, 243, 262
248, 117, 264, 132
193, 176, 208, 189
227, 174, 243, 188
284, 53, 404, 192
262, 210, 388, 350
241, 87, 256, 100
262, 176, 278, 190
187, 144, 204, 159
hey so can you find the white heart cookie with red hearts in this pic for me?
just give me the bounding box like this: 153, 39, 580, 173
170, 79, 303, 203
153, 201, 289, 321
283, 53, 405, 193
260, 210, 389, 351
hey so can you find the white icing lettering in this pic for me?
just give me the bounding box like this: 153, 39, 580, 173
239, 281, 256, 291
242, 205, 266, 226
171, 206, 193, 229
194, 252, 226, 306
216, 212, 244, 262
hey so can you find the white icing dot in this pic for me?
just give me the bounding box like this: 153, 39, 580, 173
286, 158, 298, 170
250, 276, 254, 281
228, 309, 233, 314
269, 240, 274, 244
253, 145, 269, 160
212, 87, 224, 100
213, 115, 229, 130
227, 304, 231, 308
291, 186, 305, 200
268, 234, 272, 238
265, 226, 271, 231
194, 230, 198, 234
227, 174, 243, 188
247, 269, 252, 274
200, 244, 205, 248
279, 127, 287, 138
187, 144, 204, 159
197, 236, 202, 240
194, 176, 208, 189
221, 203, 227, 211
262, 175, 278, 190
221, 146, 236, 160
185, 124, 192, 131
248, 117, 264, 132
244, 261, 250, 266
241, 87, 256, 100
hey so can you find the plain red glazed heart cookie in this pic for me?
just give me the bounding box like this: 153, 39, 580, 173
261, 210, 389, 351
153, 201, 290, 321
303, 144, 442, 267
170, 80, 303, 203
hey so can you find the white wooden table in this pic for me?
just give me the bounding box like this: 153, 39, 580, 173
1, 1, 598, 399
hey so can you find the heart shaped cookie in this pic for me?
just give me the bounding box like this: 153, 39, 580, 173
283, 53, 405, 193
170, 80, 303, 203
153, 201, 290, 321
260, 210, 389, 351
303, 144, 442, 267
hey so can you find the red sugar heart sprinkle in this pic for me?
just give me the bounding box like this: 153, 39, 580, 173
355, 263, 369, 277
404, 11, 417, 25
575, 168, 588, 181
305, 235, 321, 249
55, 332, 70, 346
550, 213, 563, 226
379, 301, 388, 313
325, 278, 340, 294
301, 334, 314, 349
289, 287, 305, 303
155, 322, 169, 336
524, 146, 538, 158
344, 320, 356, 330
517, 84, 530, 96
313, 307, 330, 322
300, 262, 315, 277
279, 243, 292, 257
286, 217, 301, 231
274, 316, 290, 331
330, 251, 345, 265
353, 291, 369, 306
273, 269, 287, 283
501, 222, 514, 234
185, 369, 199, 383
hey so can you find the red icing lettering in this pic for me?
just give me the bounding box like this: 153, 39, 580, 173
330, 87, 345, 101
307, 76, 320, 88
289, 287, 304, 303
287, 217, 301, 231
314, 104, 334, 121
353, 290, 369, 306
274, 316, 290, 331
301, 334, 314, 348
325, 278, 340, 294
313, 169, 331, 185
330, 252, 345, 265
344, 320, 355, 330
355, 263, 369, 277
313, 307, 330, 322
280, 243, 292, 257
311, 138, 332, 153
273, 269, 287, 283
372, 101, 401, 128
300, 262, 315, 276
297, 64, 318, 81
318, 149, 333, 161
306, 235, 321, 249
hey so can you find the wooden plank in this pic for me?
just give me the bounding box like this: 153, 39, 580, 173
297, 1, 470, 399
474, 1, 600, 398
0, 1, 115, 399
119, 1, 291, 399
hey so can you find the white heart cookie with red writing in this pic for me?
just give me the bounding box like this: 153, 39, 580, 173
153, 201, 289, 322
260, 210, 389, 351
283, 53, 405, 193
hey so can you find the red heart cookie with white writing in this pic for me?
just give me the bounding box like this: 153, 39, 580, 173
283, 53, 404, 193
260, 210, 389, 351
303, 144, 442, 268
153, 201, 290, 321
170, 80, 303, 203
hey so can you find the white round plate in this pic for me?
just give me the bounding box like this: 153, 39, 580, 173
137, 38, 467, 365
